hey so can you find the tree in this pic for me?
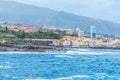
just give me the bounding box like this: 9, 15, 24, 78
15, 31, 25, 39
5, 26, 8, 32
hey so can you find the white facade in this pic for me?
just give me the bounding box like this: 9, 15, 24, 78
76, 28, 84, 37
72, 41, 80, 47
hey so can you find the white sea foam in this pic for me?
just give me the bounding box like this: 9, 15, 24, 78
74, 49, 91, 52
12, 77, 19, 79
25, 75, 89, 80
63, 49, 120, 55
1, 74, 23, 79
52, 75, 89, 80
0, 65, 12, 68
6, 73, 120, 80
64, 50, 103, 55
46, 50, 115, 55
55, 55, 72, 58
25, 78, 47, 80
0, 49, 119, 55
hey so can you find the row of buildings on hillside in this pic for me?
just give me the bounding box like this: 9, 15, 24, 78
0, 22, 119, 39
53, 36, 120, 48
52, 26, 120, 48
0, 22, 38, 33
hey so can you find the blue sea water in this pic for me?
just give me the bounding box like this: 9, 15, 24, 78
0, 49, 120, 80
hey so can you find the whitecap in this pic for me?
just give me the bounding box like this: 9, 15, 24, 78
0, 65, 12, 69
0, 49, 119, 55
64, 50, 104, 55
60, 49, 120, 55
74, 49, 91, 52
55, 55, 72, 58
25, 75, 89, 80
25, 78, 47, 80
53, 75, 89, 80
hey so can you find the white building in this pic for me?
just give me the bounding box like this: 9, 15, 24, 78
76, 28, 84, 37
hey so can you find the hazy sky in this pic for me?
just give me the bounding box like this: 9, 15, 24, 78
12, 0, 120, 23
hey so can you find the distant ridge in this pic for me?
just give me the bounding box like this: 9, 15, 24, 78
0, 0, 120, 35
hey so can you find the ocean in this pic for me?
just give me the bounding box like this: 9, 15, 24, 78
0, 49, 120, 80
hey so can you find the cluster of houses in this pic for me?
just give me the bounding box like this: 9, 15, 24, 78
0, 23, 74, 35
8, 26, 37, 33
0, 22, 38, 33
53, 36, 120, 48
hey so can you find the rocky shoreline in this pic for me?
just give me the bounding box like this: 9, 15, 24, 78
0, 45, 120, 52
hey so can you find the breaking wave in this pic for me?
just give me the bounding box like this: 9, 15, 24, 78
24, 73, 120, 80
0, 49, 120, 55
59, 49, 120, 55
25, 75, 88, 80
55, 55, 72, 58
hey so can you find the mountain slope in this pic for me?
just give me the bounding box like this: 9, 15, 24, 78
0, 0, 120, 35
